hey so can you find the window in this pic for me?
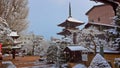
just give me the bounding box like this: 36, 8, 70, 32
27, 37, 29, 40
89, 19, 94, 22
98, 17, 100, 22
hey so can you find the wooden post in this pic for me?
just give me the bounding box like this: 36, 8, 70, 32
0, 43, 2, 66
73, 32, 77, 44
0, 52, 2, 66
0, 61, 2, 67
12, 49, 16, 59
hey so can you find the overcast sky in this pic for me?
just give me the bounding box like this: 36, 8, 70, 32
28, 0, 102, 39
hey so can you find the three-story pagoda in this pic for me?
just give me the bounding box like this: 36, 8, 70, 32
57, 3, 84, 44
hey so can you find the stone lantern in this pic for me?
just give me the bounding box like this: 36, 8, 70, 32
9, 30, 19, 59
9, 30, 19, 40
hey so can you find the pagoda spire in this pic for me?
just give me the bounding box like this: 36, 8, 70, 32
69, 2, 72, 18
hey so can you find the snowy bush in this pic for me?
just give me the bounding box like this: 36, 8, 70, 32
88, 54, 111, 68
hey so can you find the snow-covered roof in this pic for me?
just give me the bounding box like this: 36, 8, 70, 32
57, 29, 72, 36
2, 45, 21, 49
11, 45, 21, 49
88, 49, 120, 54
67, 29, 80, 33
58, 17, 84, 27
66, 46, 88, 51
9, 31, 19, 37
67, 17, 84, 23
14, 40, 21, 44
86, 22, 120, 28
102, 49, 120, 54
82, 27, 104, 35
62, 37, 72, 43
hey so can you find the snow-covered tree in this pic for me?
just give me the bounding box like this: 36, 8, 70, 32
34, 39, 50, 56
113, 4, 120, 50
88, 54, 111, 68
0, 17, 12, 46
46, 44, 58, 63
0, 0, 29, 33
77, 24, 120, 54
115, 5, 120, 32
46, 42, 66, 65
77, 27, 106, 54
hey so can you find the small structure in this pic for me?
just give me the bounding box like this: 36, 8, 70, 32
63, 46, 88, 63
3, 30, 21, 49
9, 30, 20, 59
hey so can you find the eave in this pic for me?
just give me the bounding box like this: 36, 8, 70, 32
57, 29, 72, 36
85, 22, 116, 28
58, 17, 84, 27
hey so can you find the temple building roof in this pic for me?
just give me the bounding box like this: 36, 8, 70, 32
64, 46, 88, 51
86, 4, 109, 15
57, 29, 72, 36
85, 22, 120, 28
91, 0, 120, 15
58, 17, 84, 27
57, 28, 80, 36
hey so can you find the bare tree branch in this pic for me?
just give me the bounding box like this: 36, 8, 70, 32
0, 0, 29, 33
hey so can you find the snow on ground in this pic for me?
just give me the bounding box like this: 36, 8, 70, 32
2, 61, 16, 68
73, 64, 87, 68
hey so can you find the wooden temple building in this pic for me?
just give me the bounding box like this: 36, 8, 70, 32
91, 0, 120, 15
85, 4, 117, 30
84, 1, 120, 67
56, 1, 119, 67
57, 3, 84, 44
63, 46, 88, 63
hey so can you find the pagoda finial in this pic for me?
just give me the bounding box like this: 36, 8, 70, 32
69, 2, 72, 18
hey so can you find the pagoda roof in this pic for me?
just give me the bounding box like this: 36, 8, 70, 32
85, 22, 120, 28
58, 17, 84, 27
57, 29, 72, 36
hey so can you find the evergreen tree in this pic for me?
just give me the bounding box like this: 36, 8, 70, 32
89, 54, 112, 68
115, 5, 120, 50
115, 5, 120, 32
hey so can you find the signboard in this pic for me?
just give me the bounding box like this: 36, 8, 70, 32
82, 54, 88, 61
